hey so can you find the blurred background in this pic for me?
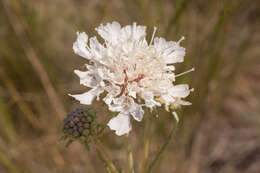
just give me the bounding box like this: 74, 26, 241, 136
0, 0, 260, 172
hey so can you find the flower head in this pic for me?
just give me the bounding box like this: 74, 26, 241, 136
70, 22, 193, 136
62, 107, 94, 138
61, 106, 106, 149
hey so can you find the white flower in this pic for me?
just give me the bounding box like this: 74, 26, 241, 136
70, 21, 193, 136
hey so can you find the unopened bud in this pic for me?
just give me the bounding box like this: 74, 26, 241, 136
62, 106, 95, 139
61, 106, 106, 149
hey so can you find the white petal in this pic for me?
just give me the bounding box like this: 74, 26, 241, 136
95, 22, 121, 44
154, 37, 185, 64
74, 70, 100, 87
133, 24, 146, 40
154, 37, 167, 51
127, 83, 138, 98
89, 36, 104, 60
103, 93, 113, 105
121, 23, 146, 41
69, 87, 104, 105
107, 113, 131, 136
107, 96, 127, 112
141, 91, 161, 108
174, 99, 192, 106
103, 85, 121, 105
128, 90, 137, 98
162, 47, 185, 64
164, 73, 175, 80
170, 84, 190, 98
163, 65, 175, 71
73, 32, 91, 59
161, 95, 173, 106
128, 102, 144, 122
108, 104, 125, 112
170, 48, 185, 62
74, 69, 87, 79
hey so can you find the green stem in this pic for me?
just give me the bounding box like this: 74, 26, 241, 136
126, 134, 135, 173
146, 121, 178, 173
94, 139, 119, 173
141, 112, 151, 173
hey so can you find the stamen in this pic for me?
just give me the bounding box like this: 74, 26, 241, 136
175, 68, 195, 77
123, 69, 128, 82
149, 27, 157, 46
177, 36, 185, 44
131, 74, 145, 83
115, 69, 129, 98
133, 64, 136, 71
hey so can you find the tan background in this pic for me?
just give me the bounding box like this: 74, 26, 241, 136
0, 0, 260, 172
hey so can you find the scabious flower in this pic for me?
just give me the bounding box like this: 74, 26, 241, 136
70, 22, 193, 136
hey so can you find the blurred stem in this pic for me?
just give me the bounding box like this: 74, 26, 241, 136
0, 68, 41, 130
191, 0, 238, 113
0, 97, 17, 143
141, 112, 151, 173
146, 120, 178, 173
2, 0, 66, 121
96, 149, 112, 173
94, 139, 119, 173
0, 149, 19, 173
214, 28, 254, 114
165, 0, 191, 36
142, 0, 149, 25
205, 1, 234, 84
125, 134, 135, 173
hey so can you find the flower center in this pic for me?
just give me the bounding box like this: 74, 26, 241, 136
116, 66, 145, 98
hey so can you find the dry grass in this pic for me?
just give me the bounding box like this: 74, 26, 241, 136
0, 0, 260, 172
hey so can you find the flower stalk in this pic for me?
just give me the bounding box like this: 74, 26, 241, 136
146, 119, 178, 173
126, 134, 135, 173
141, 111, 151, 173
94, 139, 119, 173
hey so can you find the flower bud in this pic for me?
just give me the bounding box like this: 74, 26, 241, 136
62, 106, 95, 138
61, 106, 106, 149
